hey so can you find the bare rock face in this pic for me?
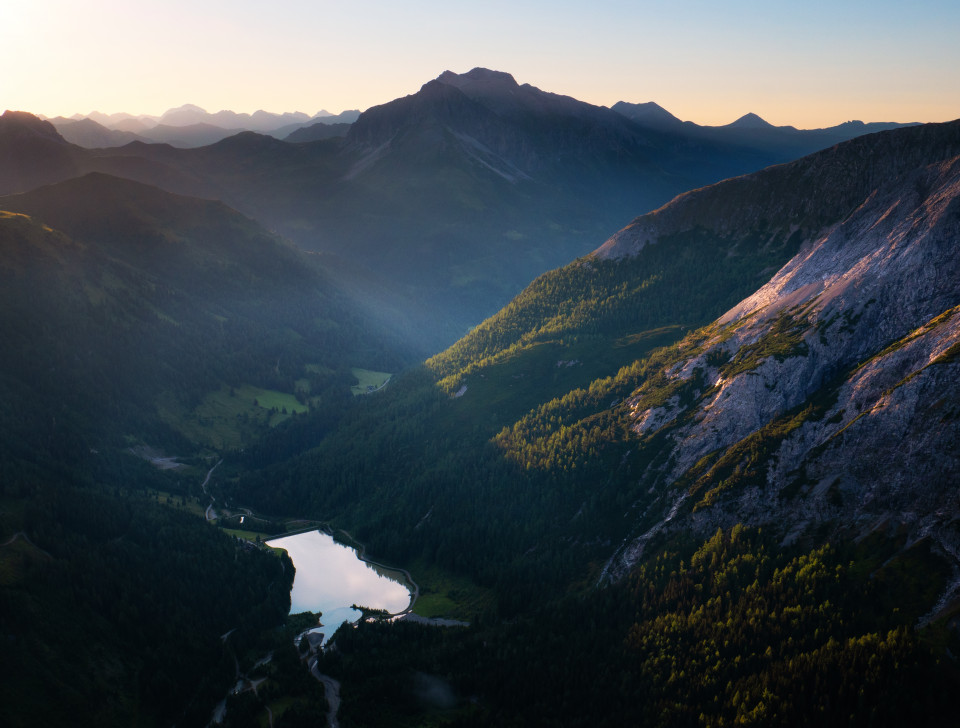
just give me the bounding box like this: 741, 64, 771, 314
603, 121, 960, 588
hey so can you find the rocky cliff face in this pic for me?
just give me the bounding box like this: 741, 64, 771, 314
601, 122, 960, 611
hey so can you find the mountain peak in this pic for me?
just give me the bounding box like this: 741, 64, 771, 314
435, 68, 546, 118
726, 112, 775, 129
0, 110, 65, 142
0, 111, 80, 195
415, 78, 472, 101
209, 130, 288, 152
437, 67, 518, 88
166, 103, 207, 114
0, 111, 67, 150
611, 101, 683, 128
346, 78, 487, 146
159, 104, 211, 127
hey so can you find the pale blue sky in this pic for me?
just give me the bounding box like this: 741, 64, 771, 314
2, 0, 958, 126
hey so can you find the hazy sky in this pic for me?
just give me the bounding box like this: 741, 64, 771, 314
3, 0, 958, 127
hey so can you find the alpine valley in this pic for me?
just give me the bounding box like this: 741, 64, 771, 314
1, 69, 957, 728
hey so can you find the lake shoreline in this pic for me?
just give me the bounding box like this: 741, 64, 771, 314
265, 529, 411, 641
334, 528, 420, 617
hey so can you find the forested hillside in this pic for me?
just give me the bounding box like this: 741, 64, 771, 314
231, 120, 960, 726
319, 526, 952, 727
0, 175, 414, 727
0, 479, 293, 727
239, 121, 960, 594
0, 174, 414, 452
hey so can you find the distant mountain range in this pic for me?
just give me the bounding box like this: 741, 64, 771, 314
0, 68, 923, 350
613, 100, 918, 158
43, 93, 911, 151
44, 105, 361, 148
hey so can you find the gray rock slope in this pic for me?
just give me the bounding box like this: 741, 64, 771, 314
600, 121, 960, 608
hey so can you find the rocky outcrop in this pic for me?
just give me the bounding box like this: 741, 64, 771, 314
604, 121, 960, 588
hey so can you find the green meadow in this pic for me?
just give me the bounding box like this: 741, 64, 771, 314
350, 367, 392, 395
159, 384, 309, 450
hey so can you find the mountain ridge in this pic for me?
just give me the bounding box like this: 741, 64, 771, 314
3, 70, 937, 351
595, 119, 960, 261
0, 110, 81, 194
44, 107, 362, 148
464, 119, 960, 590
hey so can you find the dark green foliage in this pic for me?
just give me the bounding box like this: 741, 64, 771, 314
221, 692, 265, 728
232, 215, 809, 614
430, 225, 805, 386
492, 333, 710, 475
320, 528, 955, 728
231, 363, 632, 615
0, 481, 293, 728
720, 308, 810, 378
0, 181, 415, 726
319, 620, 476, 727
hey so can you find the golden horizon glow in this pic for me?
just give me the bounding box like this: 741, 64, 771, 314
2, 0, 958, 129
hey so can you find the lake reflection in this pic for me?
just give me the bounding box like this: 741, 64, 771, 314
266, 530, 411, 643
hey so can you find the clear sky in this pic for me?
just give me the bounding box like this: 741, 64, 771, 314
2, 0, 958, 128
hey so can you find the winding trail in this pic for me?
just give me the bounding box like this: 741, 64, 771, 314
201, 459, 223, 521
201, 459, 223, 494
